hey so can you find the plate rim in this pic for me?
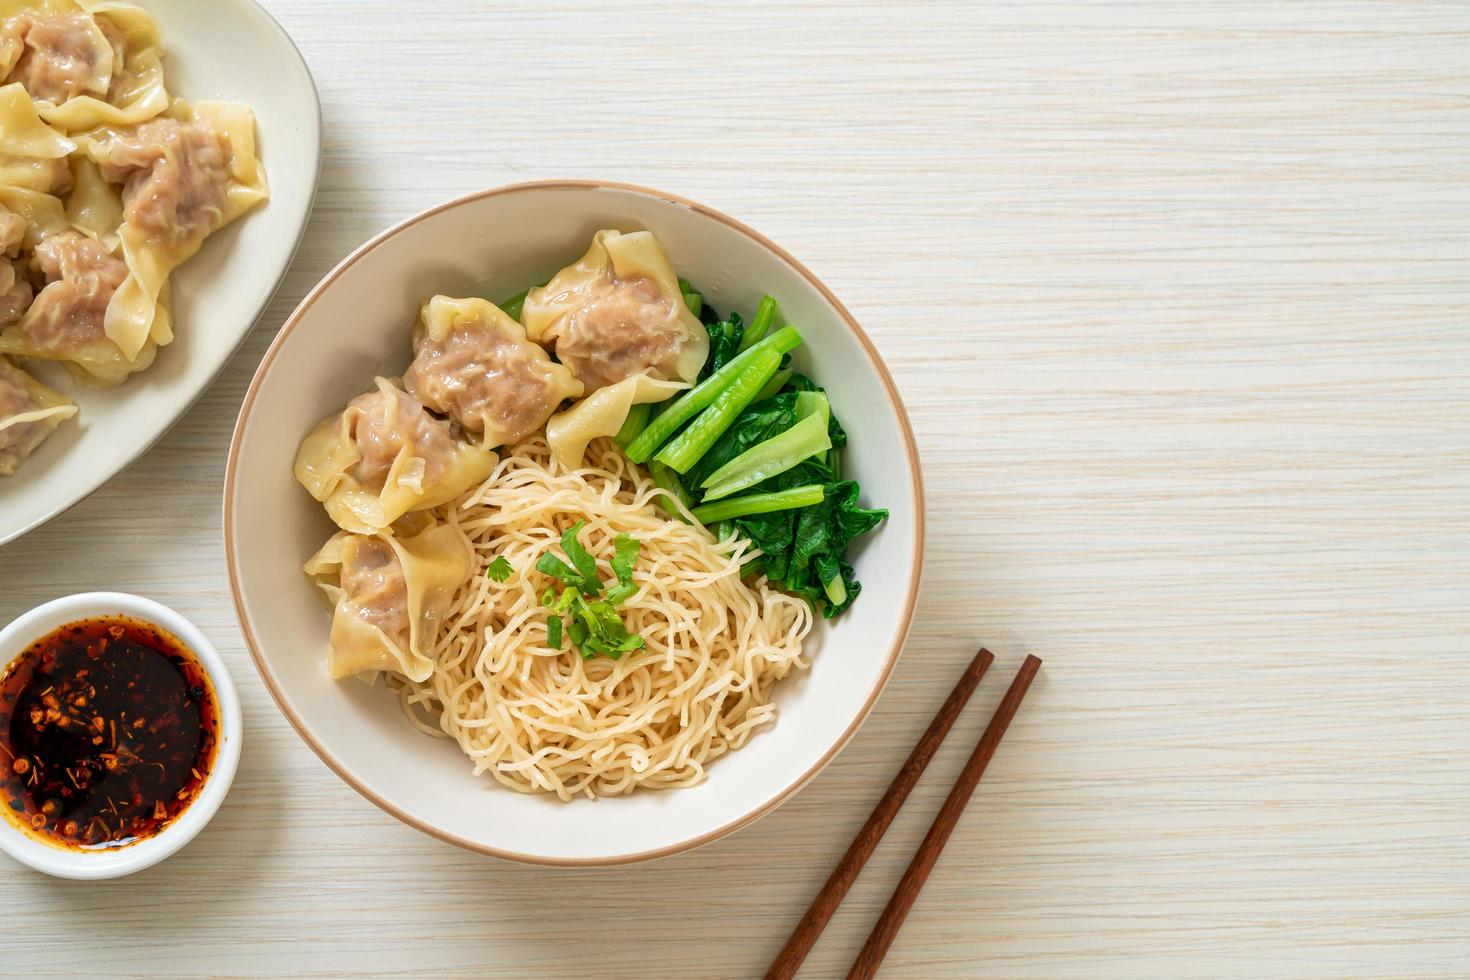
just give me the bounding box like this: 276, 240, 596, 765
0, 0, 323, 546
223, 179, 926, 866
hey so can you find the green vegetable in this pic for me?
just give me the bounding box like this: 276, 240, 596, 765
752, 479, 887, 618
649, 460, 694, 518
499, 289, 530, 321
740, 295, 777, 351
690, 484, 826, 524
485, 556, 513, 582
546, 614, 563, 649
614, 402, 652, 448
656, 347, 782, 473
539, 587, 556, 607
700, 392, 832, 501
624, 326, 803, 463
699, 312, 744, 382
753, 367, 793, 403
823, 573, 848, 608
677, 278, 702, 318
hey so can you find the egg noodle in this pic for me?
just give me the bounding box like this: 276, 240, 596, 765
387, 435, 813, 801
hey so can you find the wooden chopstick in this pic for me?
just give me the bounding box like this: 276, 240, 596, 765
847, 654, 1043, 979
764, 648, 996, 980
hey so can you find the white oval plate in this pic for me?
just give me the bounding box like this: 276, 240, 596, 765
227, 182, 924, 866
0, 0, 321, 545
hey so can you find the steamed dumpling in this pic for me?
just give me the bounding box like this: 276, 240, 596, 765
403, 295, 582, 449
0, 10, 115, 107
294, 377, 497, 534
0, 81, 74, 192
0, 226, 164, 385
546, 373, 687, 470
0, 2, 168, 133
0, 353, 76, 475
74, 100, 267, 361
303, 519, 470, 682
522, 229, 709, 393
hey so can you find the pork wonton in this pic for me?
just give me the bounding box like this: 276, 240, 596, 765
303, 519, 470, 682
522, 229, 709, 393
0, 1, 168, 133
0, 353, 76, 475
294, 377, 497, 534
404, 295, 583, 450
73, 100, 267, 361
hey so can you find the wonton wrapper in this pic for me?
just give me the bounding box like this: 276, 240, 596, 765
73, 99, 267, 361
404, 294, 582, 450
0, 0, 169, 132
0, 352, 75, 475
545, 372, 686, 470
0, 189, 165, 385
64, 155, 120, 239
521, 229, 709, 392
294, 376, 497, 535
0, 80, 73, 191
303, 519, 470, 682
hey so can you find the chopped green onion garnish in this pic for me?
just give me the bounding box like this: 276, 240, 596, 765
546, 614, 563, 649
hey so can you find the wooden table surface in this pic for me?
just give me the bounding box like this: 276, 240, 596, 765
3, 1, 1467, 976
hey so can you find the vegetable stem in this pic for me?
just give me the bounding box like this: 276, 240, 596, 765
754, 367, 793, 403
690, 484, 826, 524
700, 398, 832, 501
740, 295, 778, 350
649, 460, 695, 519
613, 402, 652, 447
624, 326, 803, 463
499, 289, 530, 321
656, 348, 782, 473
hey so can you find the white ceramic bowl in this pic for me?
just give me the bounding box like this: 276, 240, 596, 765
0, 0, 321, 545
226, 181, 923, 865
0, 593, 242, 879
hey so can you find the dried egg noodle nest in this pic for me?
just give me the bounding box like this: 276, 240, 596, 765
389, 435, 814, 801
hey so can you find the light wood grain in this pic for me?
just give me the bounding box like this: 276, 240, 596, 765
2, 1, 1468, 976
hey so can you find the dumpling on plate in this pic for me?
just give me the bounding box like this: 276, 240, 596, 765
545, 372, 687, 470
0, 222, 167, 386
521, 229, 709, 393
0, 81, 74, 193
303, 518, 470, 682
73, 100, 267, 362
294, 376, 497, 534
0, 1, 168, 133
403, 295, 583, 450
0, 353, 76, 476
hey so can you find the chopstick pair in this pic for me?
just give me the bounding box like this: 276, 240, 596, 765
766, 649, 1042, 980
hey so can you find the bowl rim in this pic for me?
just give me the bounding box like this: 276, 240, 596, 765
0, 0, 323, 547
0, 592, 243, 879
223, 179, 925, 866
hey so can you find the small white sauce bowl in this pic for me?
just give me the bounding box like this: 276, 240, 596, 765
0, 593, 242, 879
